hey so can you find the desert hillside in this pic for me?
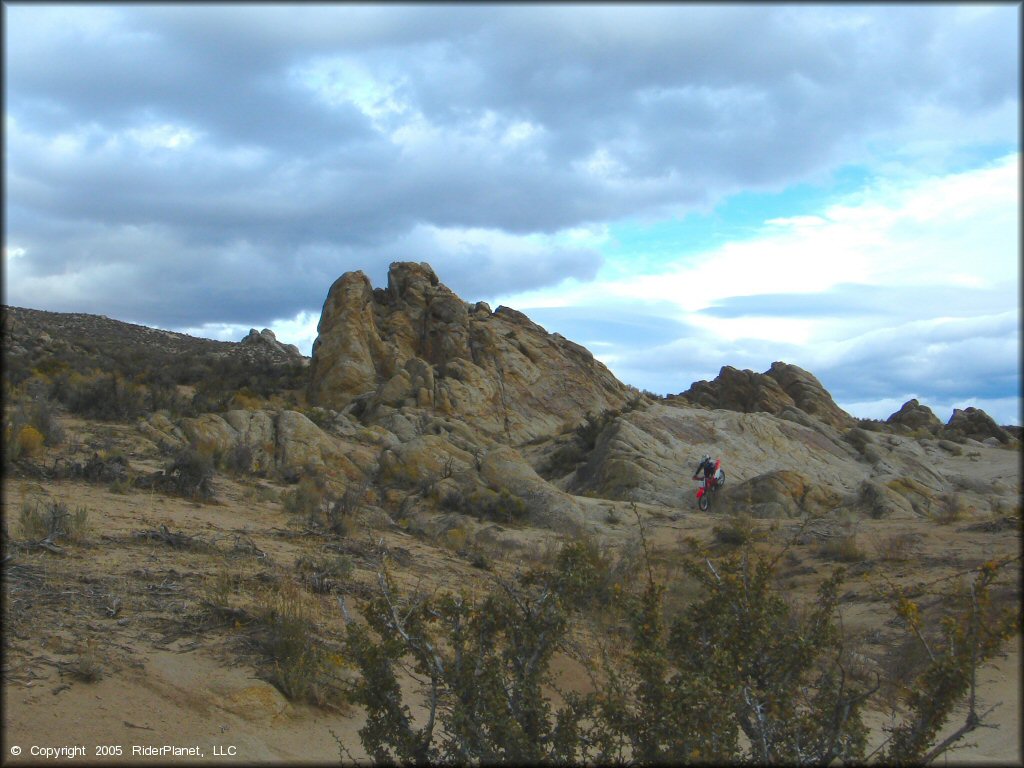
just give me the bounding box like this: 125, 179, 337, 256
2, 263, 1020, 765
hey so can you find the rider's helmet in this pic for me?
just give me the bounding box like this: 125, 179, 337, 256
701, 453, 710, 464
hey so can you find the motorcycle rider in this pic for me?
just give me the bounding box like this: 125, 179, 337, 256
692, 453, 718, 485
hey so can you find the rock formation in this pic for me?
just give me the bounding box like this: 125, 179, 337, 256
944, 407, 1011, 445
241, 328, 304, 361
675, 362, 853, 430
308, 262, 632, 444
886, 399, 943, 434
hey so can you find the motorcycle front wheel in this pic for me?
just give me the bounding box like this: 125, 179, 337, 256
698, 493, 710, 511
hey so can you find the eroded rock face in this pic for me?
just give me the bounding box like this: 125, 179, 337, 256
676, 363, 852, 430
945, 407, 1010, 444
719, 469, 843, 518
241, 328, 304, 361
307, 262, 632, 443
887, 399, 943, 434
172, 410, 371, 484
764, 362, 853, 430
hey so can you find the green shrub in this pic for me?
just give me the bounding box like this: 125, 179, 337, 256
61, 373, 146, 421
343, 538, 1018, 765
165, 446, 215, 499
712, 513, 755, 546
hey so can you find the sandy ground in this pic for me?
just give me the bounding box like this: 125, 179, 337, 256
2, 418, 1020, 765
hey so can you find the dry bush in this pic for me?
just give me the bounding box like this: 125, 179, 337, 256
18, 498, 89, 543
282, 476, 327, 520
872, 532, 919, 563
297, 553, 354, 594
223, 442, 255, 476
818, 532, 867, 563
16, 425, 45, 458
64, 641, 104, 683
933, 491, 969, 524
712, 512, 756, 546
253, 580, 344, 707
3, 399, 65, 463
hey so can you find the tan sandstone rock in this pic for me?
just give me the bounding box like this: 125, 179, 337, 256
307, 262, 632, 446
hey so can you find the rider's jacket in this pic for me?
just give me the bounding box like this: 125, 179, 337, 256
694, 458, 715, 479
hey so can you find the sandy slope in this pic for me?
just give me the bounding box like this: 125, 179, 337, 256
2, 416, 1020, 765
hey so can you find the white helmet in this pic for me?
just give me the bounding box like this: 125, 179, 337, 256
701, 454, 710, 463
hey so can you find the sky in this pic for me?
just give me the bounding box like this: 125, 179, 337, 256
4, 4, 1020, 425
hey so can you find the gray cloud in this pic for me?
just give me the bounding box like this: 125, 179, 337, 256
701, 283, 1016, 321
5, 3, 1019, 379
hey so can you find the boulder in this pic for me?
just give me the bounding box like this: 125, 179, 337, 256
679, 365, 792, 415
944, 407, 1010, 444
275, 410, 360, 479
719, 470, 843, 518
223, 410, 276, 474
479, 445, 585, 530
765, 362, 853, 430
138, 413, 187, 449
856, 479, 917, 519
886, 399, 942, 434
677, 362, 852, 430
180, 414, 238, 456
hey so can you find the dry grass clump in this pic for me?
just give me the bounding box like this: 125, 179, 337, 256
932, 491, 970, 524
202, 570, 347, 707
872, 532, 919, 562
64, 640, 105, 683
818, 532, 867, 563
296, 552, 354, 594
18, 498, 90, 544
253, 579, 345, 707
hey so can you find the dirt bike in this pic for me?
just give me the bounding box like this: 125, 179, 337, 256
695, 459, 725, 511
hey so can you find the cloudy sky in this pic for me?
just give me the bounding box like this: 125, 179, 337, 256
4, 4, 1020, 424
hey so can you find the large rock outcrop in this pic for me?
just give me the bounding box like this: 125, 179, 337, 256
944, 407, 1011, 445
886, 399, 943, 434
241, 328, 305, 362
675, 362, 853, 430
308, 262, 632, 444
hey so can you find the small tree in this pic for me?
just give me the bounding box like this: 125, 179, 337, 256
342, 537, 1019, 765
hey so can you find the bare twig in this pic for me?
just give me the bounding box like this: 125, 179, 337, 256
921, 703, 1000, 765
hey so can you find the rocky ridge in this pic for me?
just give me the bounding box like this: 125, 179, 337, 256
4, 264, 1019, 533
241, 328, 305, 363
307, 262, 632, 444
674, 362, 854, 430
3, 306, 308, 369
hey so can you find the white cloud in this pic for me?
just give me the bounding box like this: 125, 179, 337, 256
177, 310, 320, 355
505, 153, 1018, 314
125, 123, 199, 150
495, 155, 1019, 416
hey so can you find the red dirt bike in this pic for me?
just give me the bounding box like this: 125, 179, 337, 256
695, 459, 725, 511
